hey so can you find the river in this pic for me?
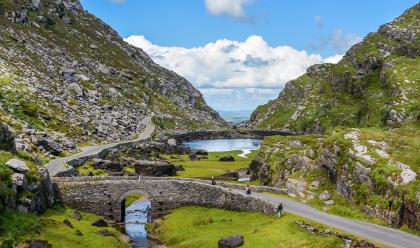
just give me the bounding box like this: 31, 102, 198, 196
125, 200, 151, 248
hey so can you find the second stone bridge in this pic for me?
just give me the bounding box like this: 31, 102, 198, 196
52, 176, 275, 223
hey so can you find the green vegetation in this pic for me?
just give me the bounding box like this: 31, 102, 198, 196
124, 194, 143, 208
76, 160, 108, 176
162, 150, 256, 179
0, 205, 128, 248
148, 206, 366, 248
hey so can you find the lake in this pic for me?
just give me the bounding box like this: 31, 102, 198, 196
184, 138, 262, 157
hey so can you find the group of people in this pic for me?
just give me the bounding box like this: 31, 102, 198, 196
211, 177, 284, 218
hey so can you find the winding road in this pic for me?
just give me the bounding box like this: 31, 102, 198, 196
251, 192, 420, 248
45, 116, 155, 176
45, 118, 420, 247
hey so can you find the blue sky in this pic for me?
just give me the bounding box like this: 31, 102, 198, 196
80, 0, 417, 111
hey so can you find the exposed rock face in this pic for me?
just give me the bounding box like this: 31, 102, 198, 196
0, 123, 16, 152
0, 0, 225, 156
6, 159, 29, 173
250, 128, 420, 231
134, 160, 176, 177
250, 4, 419, 132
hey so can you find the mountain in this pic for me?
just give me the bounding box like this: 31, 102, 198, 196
249, 4, 419, 132
217, 109, 253, 123
247, 4, 420, 231
0, 0, 225, 155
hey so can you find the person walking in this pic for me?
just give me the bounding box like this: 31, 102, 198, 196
245, 185, 251, 195
211, 176, 216, 185
277, 202, 283, 218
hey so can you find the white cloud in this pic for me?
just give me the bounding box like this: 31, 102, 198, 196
330, 29, 363, 52
204, 0, 253, 19
125, 35, 341, 90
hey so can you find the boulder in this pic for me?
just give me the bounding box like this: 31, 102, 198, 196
218, 235, 244, 248
73, 211, 82, 221
6, 159, 29, 173
11, 173, 28, 191
196, 150, 208, 156
324, 200, 335, 206
189, 153, 200, 161
92, 219, 108, 227
27, 240, 52, 248
219, 155, 235, 162
63, 219, 74, 228
167, 138, 177, 147
174, 165, 185, 171
134, 160, 176, 177
37, 137, 62, 156
319, 190, 331, 201
286, 178, 307, 195
0, 123, 16, 152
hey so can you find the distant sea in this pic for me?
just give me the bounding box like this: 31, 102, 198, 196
217, 110, 253, 123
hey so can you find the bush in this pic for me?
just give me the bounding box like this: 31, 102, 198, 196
192, 217, 213, 226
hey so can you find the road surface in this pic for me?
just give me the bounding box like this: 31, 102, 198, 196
45, 116, 155, 176
252, 192, 420, 248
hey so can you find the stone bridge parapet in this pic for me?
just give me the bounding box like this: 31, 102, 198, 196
52, 177, 276, 223
170, 129, 295, 142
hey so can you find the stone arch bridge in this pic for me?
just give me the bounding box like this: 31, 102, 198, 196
52, 176, 275, 223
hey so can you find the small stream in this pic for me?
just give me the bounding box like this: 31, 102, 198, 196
125, 200, 151, 248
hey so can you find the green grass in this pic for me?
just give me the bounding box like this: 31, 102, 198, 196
76, 161, 108, 176
0, 205, 128, 248
162, 150, 256, 179
124, 194, 143, 208
148, 206, 372, 248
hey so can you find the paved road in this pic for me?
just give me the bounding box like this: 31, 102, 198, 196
45, 116, 155, 176
251, 192, 420, 248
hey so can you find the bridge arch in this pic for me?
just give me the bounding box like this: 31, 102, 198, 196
115, 189, 155, 223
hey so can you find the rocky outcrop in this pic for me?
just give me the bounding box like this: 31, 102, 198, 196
134, 160, 176, 177
250, 4, 419, 131
0, 0, 225, 157
0, 123, 16, 152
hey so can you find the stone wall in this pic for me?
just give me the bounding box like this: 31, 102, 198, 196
52, 177, 275, 223
171, 129, 294, 142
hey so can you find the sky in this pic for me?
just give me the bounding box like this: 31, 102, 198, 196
80, 0, 417, 111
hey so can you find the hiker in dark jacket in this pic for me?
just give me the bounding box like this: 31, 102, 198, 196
211, 176, 216, 185
277, 202, 283, 218
245, 185, 251, 195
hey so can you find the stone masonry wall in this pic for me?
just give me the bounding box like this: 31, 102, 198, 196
52, 177, 275, 223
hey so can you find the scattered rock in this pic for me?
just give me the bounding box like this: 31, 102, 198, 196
6, 159, 29, 173
218, 235, 244, 248
0, 123, 16, 152
11, 173, 28, 190
73, 211, 82, 221
286, 178, 307, 196
324, 200, 335, 206
92, 219, 108, 227
75, 229, 83, 236
174, 165, 185, 171
219, 155, 235, 162
96, 229, 113, 236
27, 240, 52, 248
196, 150, 208, 156
310, 180, 319, 189
289, 139, 302, 148
167, 138, 177, 147
319, 190, 331, 201
189, 153, 200, 161
63, 219, 74, 228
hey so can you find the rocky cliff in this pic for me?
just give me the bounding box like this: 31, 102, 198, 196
250, 4, 419, 132
248, 4, 420, 231
0, 0, 225, 156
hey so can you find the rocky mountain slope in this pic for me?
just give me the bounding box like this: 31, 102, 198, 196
0, 0, 225, 156
250, 4, 419, 132
248, 4, 420, 231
